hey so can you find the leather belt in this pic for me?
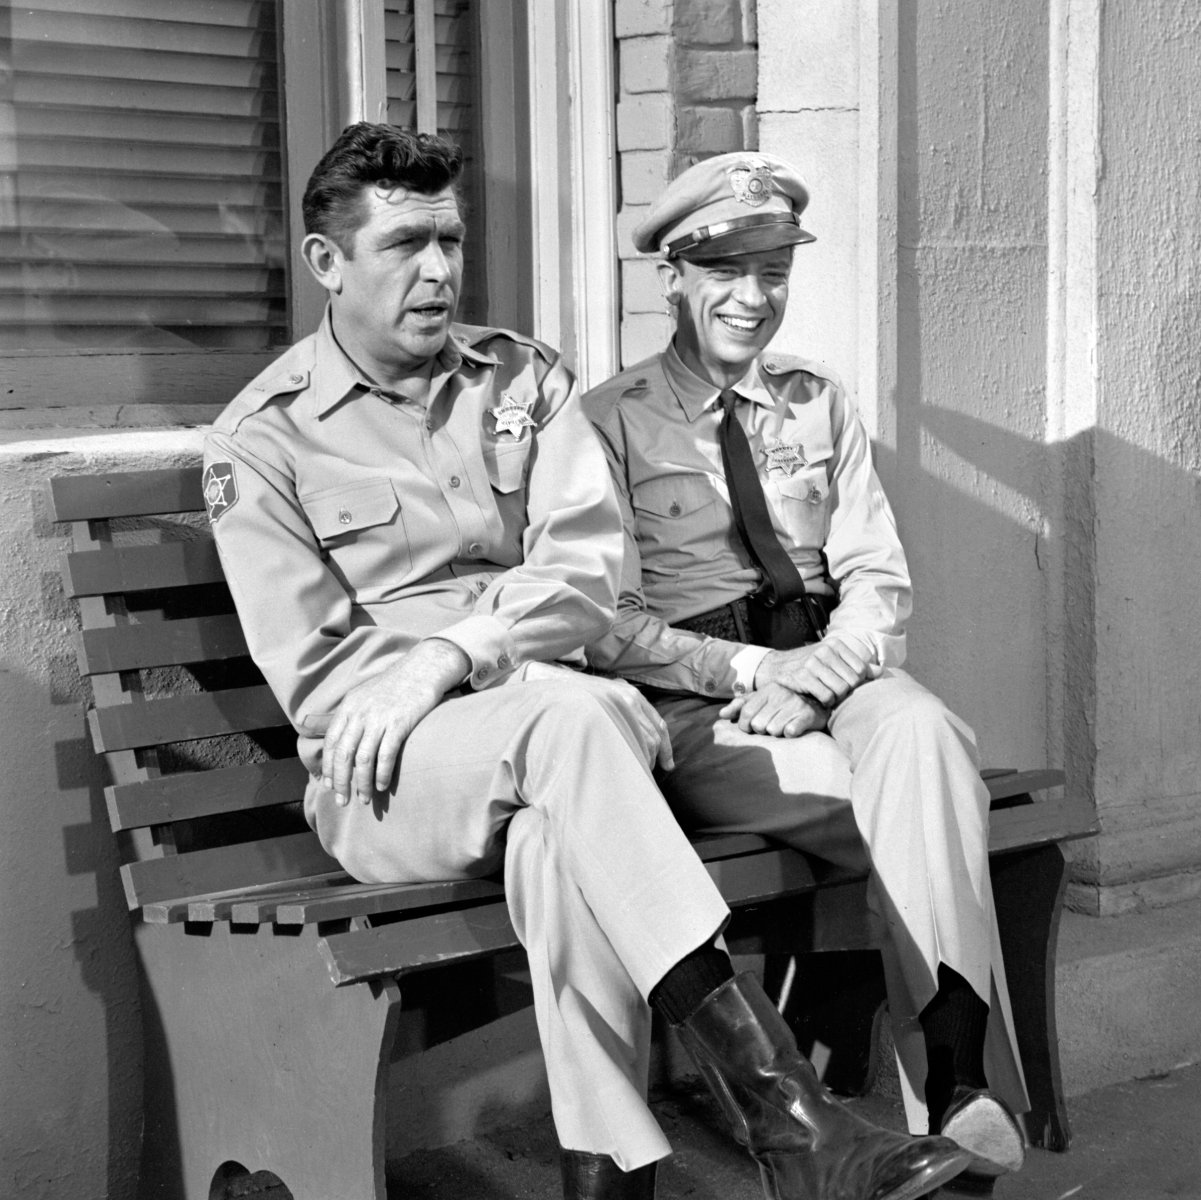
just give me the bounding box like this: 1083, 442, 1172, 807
676, 592, 837, 649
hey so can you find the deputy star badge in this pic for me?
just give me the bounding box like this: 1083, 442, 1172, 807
489, 392, 536, 441
729, 161, 773, 208
202, 461, 238, 522
763, 441, 806, 477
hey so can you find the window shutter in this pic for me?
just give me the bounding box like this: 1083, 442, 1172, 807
383, 0, 485, 325
1, 0, 289, 353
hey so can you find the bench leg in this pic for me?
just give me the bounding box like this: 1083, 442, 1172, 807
990, 843, 1073, 1151
135, 921, 401, 1200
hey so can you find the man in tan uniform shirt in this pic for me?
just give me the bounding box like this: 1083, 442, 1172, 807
585, 154, 1029, 1197
204, 124, 969, 1200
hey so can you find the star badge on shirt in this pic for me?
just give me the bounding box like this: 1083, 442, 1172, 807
489, 392, 536, 440
763, 441, 806, 477
202, 461, 238, 522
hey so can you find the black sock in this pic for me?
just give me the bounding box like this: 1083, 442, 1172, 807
919, 963, 990, 1129
649, 941, 735, 1025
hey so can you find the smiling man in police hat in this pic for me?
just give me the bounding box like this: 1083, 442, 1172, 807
584, 152, 1030, 1196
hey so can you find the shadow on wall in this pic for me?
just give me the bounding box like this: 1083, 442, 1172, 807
878, 406, 1201, 909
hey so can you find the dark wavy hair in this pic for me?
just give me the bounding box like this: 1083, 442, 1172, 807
302, 122, 465, 256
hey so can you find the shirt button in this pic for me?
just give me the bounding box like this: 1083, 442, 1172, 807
669, 502, 682, 517
734, 682, 748, 696
497, 653, 512, 669
425, 420, 433, 431
338, 509, 352, 524
703, 681, 717, 693
449, 475, 461, 488
476, 665, 490, 681
468, 542, 483, 556
476, 579, 489, 593
289, 372, 304, 385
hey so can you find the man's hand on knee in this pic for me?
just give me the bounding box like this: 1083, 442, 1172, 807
719, 683, 829, 738
754, 639, 871, 707
321, 638, 470, 805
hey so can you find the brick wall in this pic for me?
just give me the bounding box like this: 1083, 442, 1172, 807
613, 0, 758, 365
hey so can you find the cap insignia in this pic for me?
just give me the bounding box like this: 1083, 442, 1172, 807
729, 162, 773, 208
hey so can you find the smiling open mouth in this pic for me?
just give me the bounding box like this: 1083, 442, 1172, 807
717, 314, 763, 332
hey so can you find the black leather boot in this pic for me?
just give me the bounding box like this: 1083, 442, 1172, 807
676, 973, 971, 1200
560, 1149, 657, 1199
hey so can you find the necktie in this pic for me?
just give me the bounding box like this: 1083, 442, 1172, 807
717, 388, 807, 608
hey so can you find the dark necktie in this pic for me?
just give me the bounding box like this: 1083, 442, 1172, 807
717, 388, 807, 608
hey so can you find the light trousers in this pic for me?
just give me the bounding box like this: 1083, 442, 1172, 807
652, 667, 1029, 1133
303, 670, 730, 1169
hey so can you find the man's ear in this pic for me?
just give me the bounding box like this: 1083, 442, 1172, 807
656, 258, 683, 307
301, 232, 343, 295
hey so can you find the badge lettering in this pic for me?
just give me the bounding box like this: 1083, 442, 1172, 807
489, 392, 536, 441
763, 441, 806, 478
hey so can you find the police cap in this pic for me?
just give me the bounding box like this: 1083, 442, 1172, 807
633, 152, 816, 260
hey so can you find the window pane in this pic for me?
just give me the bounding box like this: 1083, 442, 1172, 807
0, 0, 289, 352
384, 0, 485, 324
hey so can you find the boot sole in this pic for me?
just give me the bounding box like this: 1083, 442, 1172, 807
941, 1094, 1026, 1176
756, 1147, 972, 1200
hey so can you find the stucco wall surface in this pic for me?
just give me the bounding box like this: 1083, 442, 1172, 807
1080, 0, 1201, 911
0, 431, 203, 1199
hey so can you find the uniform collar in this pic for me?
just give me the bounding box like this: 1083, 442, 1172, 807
310, 309, 497, 417
661, 341, 777, 422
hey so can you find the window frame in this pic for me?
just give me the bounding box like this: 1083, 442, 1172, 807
0, 0, 617, 425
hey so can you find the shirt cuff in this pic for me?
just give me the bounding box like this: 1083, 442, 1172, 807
432, 614, 521, 689
730, 644, 771, 695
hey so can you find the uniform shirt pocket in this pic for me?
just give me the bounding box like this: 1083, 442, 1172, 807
631, 472, 721, 570
483, 440, 532, 494
769, 464, 831, 548
299, 478, 410, 597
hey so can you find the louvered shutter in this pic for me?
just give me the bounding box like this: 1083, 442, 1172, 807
383, 0, 485, 324
1, 0, 289, 353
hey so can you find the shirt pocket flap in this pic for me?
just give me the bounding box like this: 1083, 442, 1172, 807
773, 466, 829, 505
632, 473, 714, 519
302, 479, 400, 541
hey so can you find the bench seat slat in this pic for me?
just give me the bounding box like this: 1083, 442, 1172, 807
78, 615, 249, 674
267, 833, 779, 926
121, 830, 338, 911
984, 768, 1064, 802
49, 469, 205, 522
318, 797, 1096, 986
65, 541, 226, 597
132, 794, 1097, 926
89, 685, 287, 752
106, 759, 309, 831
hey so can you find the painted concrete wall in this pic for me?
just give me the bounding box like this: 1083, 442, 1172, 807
1084, 0, 1201, 912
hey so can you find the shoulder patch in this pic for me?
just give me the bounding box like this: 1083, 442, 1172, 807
202, 461, 239, 522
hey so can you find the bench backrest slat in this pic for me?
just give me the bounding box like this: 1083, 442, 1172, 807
121, 829, 339, 911
50, 468, 205, 521
64, 542, 225, 597
77, 615, 250, 674
106, 759, 310, 831
88, 685, 287, 753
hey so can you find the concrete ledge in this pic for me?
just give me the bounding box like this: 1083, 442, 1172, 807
1056, 895, 1201, 1096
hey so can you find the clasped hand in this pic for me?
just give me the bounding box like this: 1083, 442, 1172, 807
718, 638, 872, 738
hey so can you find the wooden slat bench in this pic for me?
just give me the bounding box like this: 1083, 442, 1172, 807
50, 466, 1098, 1200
